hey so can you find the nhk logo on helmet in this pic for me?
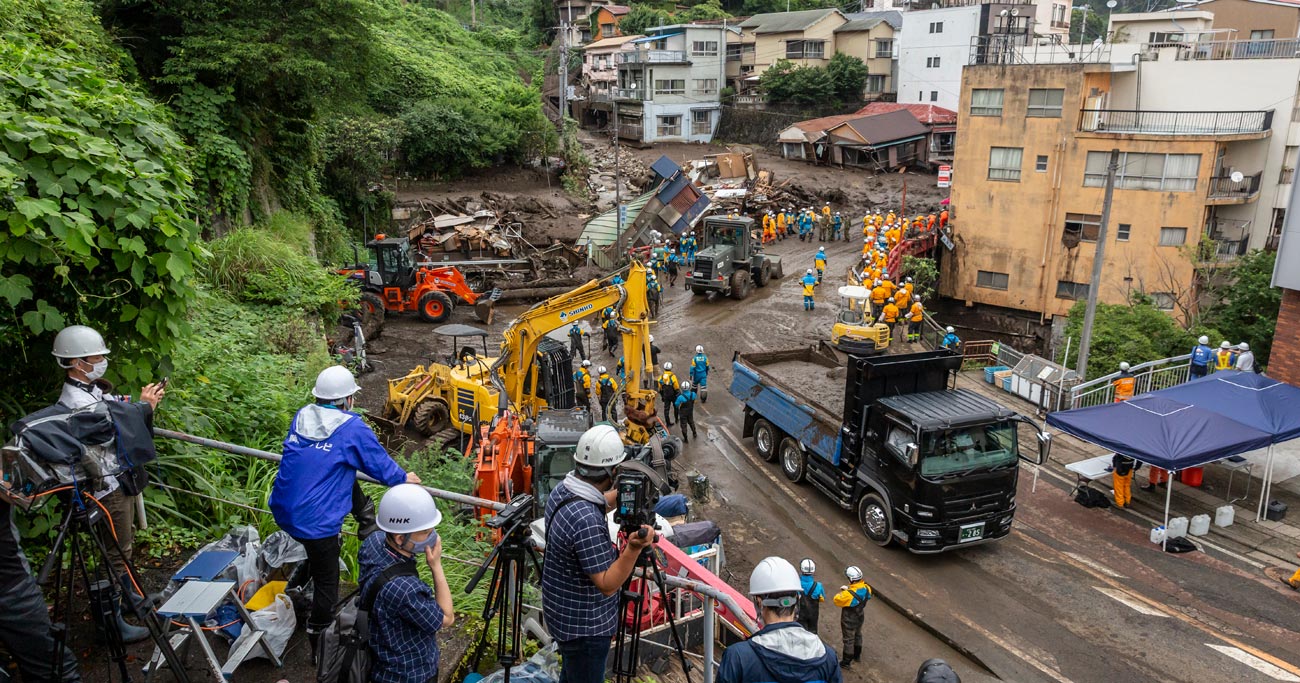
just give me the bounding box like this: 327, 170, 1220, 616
558, 303, 594, 322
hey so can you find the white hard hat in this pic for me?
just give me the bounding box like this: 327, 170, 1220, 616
696, 345, 704, 354
574, 424, 627, 468
650, 334, 655, 343
1239, 342, 1250, 351
598, 365, 607, 373
377, 484, 442, 534
749, 556, 801, 599
846, 565, 863, 582
52, 325, 110, 359
888, 297, 895, 303
874, 280, 882, 286
946, 326, 955, 334
582, 359, 591, 367
807, 268, 814, 274
906, 277, 913, 283
1119, 362, 1131, 372
664, 361, 673, 371
682, 380, 692, 391
864, 238, 870, 243
799, 558, 816, 575
1198, 335, 1209, 345
313, 366, 360, 400
1220, 341, 1231, 349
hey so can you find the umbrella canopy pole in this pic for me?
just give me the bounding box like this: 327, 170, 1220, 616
1257, 444, 1275, 523
1163, 470, 1175, 552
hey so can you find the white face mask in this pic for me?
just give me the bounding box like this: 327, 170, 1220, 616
84, 359, 108, 381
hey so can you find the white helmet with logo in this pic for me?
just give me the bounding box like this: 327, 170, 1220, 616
845, 565, 863, 582
574, 424, 626, 468
799, 558, 816, 575
696, 345, 704, 354
664, 361, 673, 371
377, 484, 442, 534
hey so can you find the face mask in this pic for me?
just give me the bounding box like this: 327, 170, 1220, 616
85, 359, 108, 381
408, 530, 438, 553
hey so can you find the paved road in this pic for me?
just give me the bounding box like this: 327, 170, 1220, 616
632, 233, 1300, 683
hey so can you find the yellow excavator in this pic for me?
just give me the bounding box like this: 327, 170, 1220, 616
383, 261, 662, 444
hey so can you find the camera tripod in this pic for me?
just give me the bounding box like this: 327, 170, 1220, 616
466, 495, 541, 683
37, 493, 189, 683
612, 539, 694, 683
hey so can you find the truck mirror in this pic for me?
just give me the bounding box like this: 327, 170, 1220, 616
1035, 432, 1051, 465
905, 443, 919, 468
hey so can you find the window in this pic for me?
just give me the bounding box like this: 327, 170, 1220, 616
1151, 292, 1176, 310
1052, 3, 1068, 24
601, 24, 614, 38
1159, 227, 1187, 246
691, 41, 719, 56
930, 91, 938, 102
1116, 223, 1131, 241
926, 56, 942, 68
657, 115, 681, 137
1036, 155, 1049, 172
929, 21, 944, 33
653, 79, 685, 95
1148, 32, 1184, 43
866, 75, 886, 93
786, 40, 826, 59
874, 39, 894, 57
1250, 29, 1275, 40
1084, 152, 1201, 192
1063, 213, 1101, 242
691, 110, 712, 135
988, 146, 1023, 182
976, 270, 1009, 290
1056, 280, 1090, 300
726, 44, 742, 60
693, 78, 718, 95
1027, 88, 1064, 117
970, 88, 1004, 116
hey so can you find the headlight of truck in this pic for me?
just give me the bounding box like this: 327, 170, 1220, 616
916, 529, 941, 538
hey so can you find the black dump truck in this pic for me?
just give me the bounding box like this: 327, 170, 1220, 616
686, 215, 783, 300
730, 343, 1049, 552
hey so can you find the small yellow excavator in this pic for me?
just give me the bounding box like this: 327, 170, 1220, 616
830, 284, 891, 356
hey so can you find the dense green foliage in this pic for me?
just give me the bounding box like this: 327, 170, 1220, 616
1059, 296, 1221, 381
619, 6, 675, 36
901, 256, 939, 302
759, 55, 870, 106
1199, 250, 1281, 365
739, 0, 839, 15
205, 217, 358, 314
0, 0, 202, 410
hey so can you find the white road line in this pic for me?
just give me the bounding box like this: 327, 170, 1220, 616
1093, 586, 1169, 617
1206, 645, 1300, 682
1065, 552, 1127, 579
955, 616, 1078, 683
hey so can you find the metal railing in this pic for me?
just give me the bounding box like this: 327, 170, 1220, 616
969, 35, 1111, 65
1167, 38, 1300, 61
1063, 354, 1195, 409
619, 49, 689, 64
1078, 109, 1274, 136
614, 87, 646, 101
1207, 172, 1262, 200
589, 91, 613, 103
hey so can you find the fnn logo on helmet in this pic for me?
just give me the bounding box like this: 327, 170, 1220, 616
389, 517, 410, 524
558, 303, 594, 321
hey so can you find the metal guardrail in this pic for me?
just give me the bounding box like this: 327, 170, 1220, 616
1207, 172, 1262, 200
619, 50, 689, 64
1062, 354, 1195, 409
1078, 109, 1274, 136
1165, 38, 1300, 61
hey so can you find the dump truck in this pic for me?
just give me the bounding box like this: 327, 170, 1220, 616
730, 343, 1049, 552
686, 215, 783, 300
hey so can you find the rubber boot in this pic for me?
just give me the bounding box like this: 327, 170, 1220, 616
307, 628, 324, 667
351, 482, 379, 540
119, 572, 160, 614
90, 579, 150, 645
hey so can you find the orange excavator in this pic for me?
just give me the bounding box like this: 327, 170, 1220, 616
338, 235, 498, 328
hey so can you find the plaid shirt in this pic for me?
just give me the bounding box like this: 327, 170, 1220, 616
541, 482, 618, 641
359, 533, 445, 683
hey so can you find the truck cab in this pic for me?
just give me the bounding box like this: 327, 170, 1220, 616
686, 216, 781, 300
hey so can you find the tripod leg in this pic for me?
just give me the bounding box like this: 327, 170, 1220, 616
648, 556, 694, 682
466, 550, 509, 674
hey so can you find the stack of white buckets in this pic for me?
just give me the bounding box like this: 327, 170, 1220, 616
1150, 505, 1235, 544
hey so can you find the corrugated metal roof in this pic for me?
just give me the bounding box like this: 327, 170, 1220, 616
856, 102, 957, 125
584, 35, 643, 50
831, 109, 929, 145
579, 189, 657, 248
878, 389, 1015, 430
631, 32, 682, 43
738, 8, 844, 33
838, 10, 902, 31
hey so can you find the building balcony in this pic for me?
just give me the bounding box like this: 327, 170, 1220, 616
1078, 109, 1274, 139
617, 123, 644, 141
618, 50, 690, 66
1200, 218, 1252, 262
1166, 38, 1300, 61
614, 87, 646, 101
1205, 172, 1262, 204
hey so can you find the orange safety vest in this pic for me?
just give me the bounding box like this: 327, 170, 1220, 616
909, 303, 924, 322
882, 304, 900, 323
1113, 374, 1136, 401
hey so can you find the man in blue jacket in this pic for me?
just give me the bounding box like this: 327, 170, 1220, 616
270, 365, 418, 661
719, 557, 842, 683
1189, 335, 1213, 378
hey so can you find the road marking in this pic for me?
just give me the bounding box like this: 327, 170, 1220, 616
1065, 552, 1127, 579
954, 616, 1077, 683
1206, 645, 1300, 682
1093, 586, 1168, 617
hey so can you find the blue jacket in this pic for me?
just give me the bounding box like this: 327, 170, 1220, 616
718, 622, 841, 683
1190, 344, 1213, 367
800, 576, 824, 601
270, 404, 407, 539
690, 353, 710, 381
941, 333, 961, 349
801, 274, 817, 288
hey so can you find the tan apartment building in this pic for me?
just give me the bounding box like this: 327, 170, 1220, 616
943, 60, 1277, 323
834, 11, 902, 98
1175, 0, 1300, 39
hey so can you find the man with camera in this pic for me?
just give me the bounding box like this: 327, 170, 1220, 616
541, 425, 655, 683
718, 557, 842, 683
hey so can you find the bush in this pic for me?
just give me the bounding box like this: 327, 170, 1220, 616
204, 216, 358, 315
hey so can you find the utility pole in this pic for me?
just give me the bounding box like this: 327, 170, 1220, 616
559, 20, 569, 122
1076, 148, 1119, 380
615, 97, 623, 255
471, 0, 476, 26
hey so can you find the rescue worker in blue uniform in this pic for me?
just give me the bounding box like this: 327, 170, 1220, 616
568, 322, 587, 361
801, 269, 818, 311
684, 232, 698, 266
832, 212, 844, 241
1189, 335, 1213, 378
832, 566, 873, 668
270, 365, 417, 660
940, 326, 961, 351
718, 557, 842, 683
675, 381, 698, 444
690, 345, 711, 403
796, 558, 825, 634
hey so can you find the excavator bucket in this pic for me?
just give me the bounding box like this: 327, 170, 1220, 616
474, 288, 502, 324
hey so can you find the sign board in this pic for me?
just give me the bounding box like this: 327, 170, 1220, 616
939, 232, 955, 251
937, 165, 952, 188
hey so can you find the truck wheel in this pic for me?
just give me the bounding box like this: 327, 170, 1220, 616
779, 437, 805, 483
755, 262, 771, 288
359, 292, 386, 340
730, 271, 751, 300
412, 399, 450, 436
753, 419, 778, 462
857, 493, 893, 547
417, 291, 454, 323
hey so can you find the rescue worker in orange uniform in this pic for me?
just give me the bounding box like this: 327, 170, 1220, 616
907, 297, 925, 342
879, 297, 901, 340
939, 208, 949, 229
870, 280, 888, 307
893, 284, 910, 311
1111, 453, 1140, 508
1112, 361, 1136, 402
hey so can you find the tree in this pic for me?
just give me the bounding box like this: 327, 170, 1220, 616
826, 53, 869, 103
620, 6, 673, 36
1060, 296, 1221, 381
759, 59, 836, 105
1198, 250, 1281, 364
678, 0, 733, 22
901, 256, 939, 302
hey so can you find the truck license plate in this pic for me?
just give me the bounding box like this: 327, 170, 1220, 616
693, 272, 703, 277
958, 523, 984, 543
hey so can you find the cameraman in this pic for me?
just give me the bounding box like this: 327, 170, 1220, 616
541, 425, 655, 683
0, 497, 81, 682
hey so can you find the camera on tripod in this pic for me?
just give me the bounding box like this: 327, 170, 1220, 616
613, 469, 659, 536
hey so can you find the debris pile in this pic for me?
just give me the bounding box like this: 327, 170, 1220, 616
687, 151, 826, 215
585, 144, 654, 211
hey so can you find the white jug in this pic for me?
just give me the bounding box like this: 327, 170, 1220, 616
1214, 505, 1235, 527
1189, 514, 1210, 536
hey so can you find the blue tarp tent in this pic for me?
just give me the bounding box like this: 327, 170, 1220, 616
1149, 370, 1300, 520
1046, 395, 1272, 470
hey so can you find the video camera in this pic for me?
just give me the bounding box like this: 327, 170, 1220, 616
612, 458, 672, 536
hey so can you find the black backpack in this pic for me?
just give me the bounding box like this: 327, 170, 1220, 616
1074, 486, 1111, 509
316, 562, 417, 683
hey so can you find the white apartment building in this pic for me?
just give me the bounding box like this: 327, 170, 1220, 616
614, 25, 731, 144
